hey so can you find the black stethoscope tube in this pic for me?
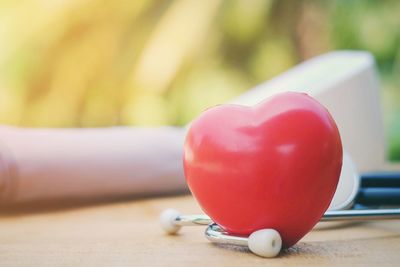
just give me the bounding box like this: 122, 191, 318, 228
355, 172, 400, 206
360, 172, 400, 187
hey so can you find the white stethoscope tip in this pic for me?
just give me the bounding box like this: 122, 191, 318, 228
248, 229, 282, 258
160, 208, 182, 234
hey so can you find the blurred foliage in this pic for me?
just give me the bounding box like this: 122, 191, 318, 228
0, 0, 399, 159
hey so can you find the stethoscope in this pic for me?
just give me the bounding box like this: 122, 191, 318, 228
160, 153, 400, 258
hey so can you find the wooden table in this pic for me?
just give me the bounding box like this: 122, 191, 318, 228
1, 195, 399, 266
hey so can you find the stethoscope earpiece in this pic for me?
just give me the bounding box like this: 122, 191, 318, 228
160, 208, 182, 235
160, 209, 283, 258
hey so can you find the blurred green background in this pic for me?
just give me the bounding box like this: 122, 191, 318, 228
0, 0, 399, 159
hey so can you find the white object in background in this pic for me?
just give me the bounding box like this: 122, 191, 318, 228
328, 151, 360, 210
231, 51, 385, 173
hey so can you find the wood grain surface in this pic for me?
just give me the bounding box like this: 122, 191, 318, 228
1, 195, 399, 266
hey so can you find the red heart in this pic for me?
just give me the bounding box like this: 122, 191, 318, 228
183, 92, 342, 248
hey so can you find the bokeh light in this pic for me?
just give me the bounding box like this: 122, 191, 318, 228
0, 0, 399, 159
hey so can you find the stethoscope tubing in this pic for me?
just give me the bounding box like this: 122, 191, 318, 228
164, 208, 400, 254
360, 172, 400, 188
321, 208, 400, 221
355, 172, 400, 206
173, 208, 400, 227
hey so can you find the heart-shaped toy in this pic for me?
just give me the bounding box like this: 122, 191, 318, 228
183, 92, 342, 248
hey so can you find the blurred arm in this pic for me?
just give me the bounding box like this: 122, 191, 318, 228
0, 126, 187, 205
